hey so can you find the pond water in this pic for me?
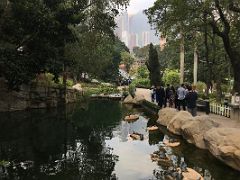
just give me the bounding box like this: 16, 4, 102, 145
0, 100, 240, 180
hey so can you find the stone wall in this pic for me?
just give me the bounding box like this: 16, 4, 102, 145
0, 79, 80, 112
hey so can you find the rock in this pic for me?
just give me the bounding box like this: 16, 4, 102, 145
204, 128, 240, 171
167, 111, 193, 135
123, 95, 135, 104
129, 132, 144, 140
147, 125, 158, 131
124, 114, 139, 121
72, 83, 83, 92
123, 94, 145, 105
179, 168, 204, 180
181, 115, 219, 149
157, 108, 178, 126
134, 94, 145, 105
163, 139, 181, 147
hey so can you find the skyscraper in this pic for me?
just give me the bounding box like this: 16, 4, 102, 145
115, 11, 159, 50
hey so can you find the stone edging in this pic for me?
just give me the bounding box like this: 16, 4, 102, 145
157, 108, 240, 172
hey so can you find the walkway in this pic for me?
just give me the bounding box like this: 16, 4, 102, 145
136, 88, 240, 128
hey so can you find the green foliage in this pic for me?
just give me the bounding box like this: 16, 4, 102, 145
145, 0, 240, 92
0, 160, 9, 166
58, 77, 74, 88
128, 84, 136, 98
83, 83, 120, 96
133, 45, 150, 59
132, 78, 150, 88
122, 87, 129, 97
120, 51, 134, 72
0, 0, 129, 89
146, 43, 161, 86
136, 66, 149, 79
196, 81, 207, 93
162, 69, 180, 87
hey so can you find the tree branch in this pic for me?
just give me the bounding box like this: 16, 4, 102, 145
228, 0, 240, 13
214, 0, 230, 34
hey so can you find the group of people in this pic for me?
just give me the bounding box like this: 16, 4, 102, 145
151, 84, 198, 116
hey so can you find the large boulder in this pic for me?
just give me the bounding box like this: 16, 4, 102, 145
157, 108, 178, 126
181, 115, 219, 149
123, 95, 136, 104
167, 111, 193, 135
123, 94, 145, 105
134, 94, 145, 105
204, 128, 240, 171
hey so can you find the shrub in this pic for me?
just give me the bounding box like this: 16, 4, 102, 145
137, 66, 149, 79
132, 78, 150, 88
196, 81, 207, 93
129, 84, 136, 97
58, 77, 74, 87
162, 69, 180, 87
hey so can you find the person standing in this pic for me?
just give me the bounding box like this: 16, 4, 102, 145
164, 84, 171, 107
185, 86, 198, 116
177, 84, 186, 110
169, 86, 175, 108
151, 86, 156, 102
156, 85, 165, 108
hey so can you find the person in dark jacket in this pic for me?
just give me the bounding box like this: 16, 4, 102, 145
185, 86, 198, 116
156, 85, 165, 108
164, 84, 171, 107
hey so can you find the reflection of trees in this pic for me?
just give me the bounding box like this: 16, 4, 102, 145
0, 100, 122, 179
153, 126, 240, 180
148, 131, 164, 146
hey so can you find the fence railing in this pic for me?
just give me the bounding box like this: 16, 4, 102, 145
210, 103, 231, 118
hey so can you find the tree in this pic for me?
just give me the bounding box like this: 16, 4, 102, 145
120, 51, 134, 72
146, 43, 161, 86
145, 0, 240, 93
0, 0, 129, 90
162, 69, 180, 87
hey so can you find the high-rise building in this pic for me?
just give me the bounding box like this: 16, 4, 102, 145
129, 34, 138, 50
115, 11, 159, 50
142, 31, 150, 46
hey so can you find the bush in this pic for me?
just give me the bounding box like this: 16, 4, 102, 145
136, 66, 149, 79
132, 78, 150, 88
196, 81, 207, 93
83, 84, 119, 96
58, 77, 74, 87
129, 84, 136, 97
162, 69, 180, 87
122, 87, 129, 97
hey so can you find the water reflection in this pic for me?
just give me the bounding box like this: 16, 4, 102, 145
0, 100, 240, 180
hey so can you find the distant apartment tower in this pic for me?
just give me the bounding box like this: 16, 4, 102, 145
129, 33, 140, 50
142, 31, 150, 46
122, 31, 129, 47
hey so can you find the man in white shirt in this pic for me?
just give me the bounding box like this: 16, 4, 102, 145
177, 84, 186, 110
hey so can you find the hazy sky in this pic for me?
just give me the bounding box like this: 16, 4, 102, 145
127, 0, 156, 15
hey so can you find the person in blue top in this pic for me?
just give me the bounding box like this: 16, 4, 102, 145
177, 84, 186, 111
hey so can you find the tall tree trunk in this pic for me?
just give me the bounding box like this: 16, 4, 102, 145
221, 35, 240, 93
204, 13, 212, 96
193, 43, 198, 85
180, 34, 185, 84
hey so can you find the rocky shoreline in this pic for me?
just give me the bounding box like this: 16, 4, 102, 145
157, 108, 240, 171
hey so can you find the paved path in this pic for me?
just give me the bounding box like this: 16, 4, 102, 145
136, 88, 240, 128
